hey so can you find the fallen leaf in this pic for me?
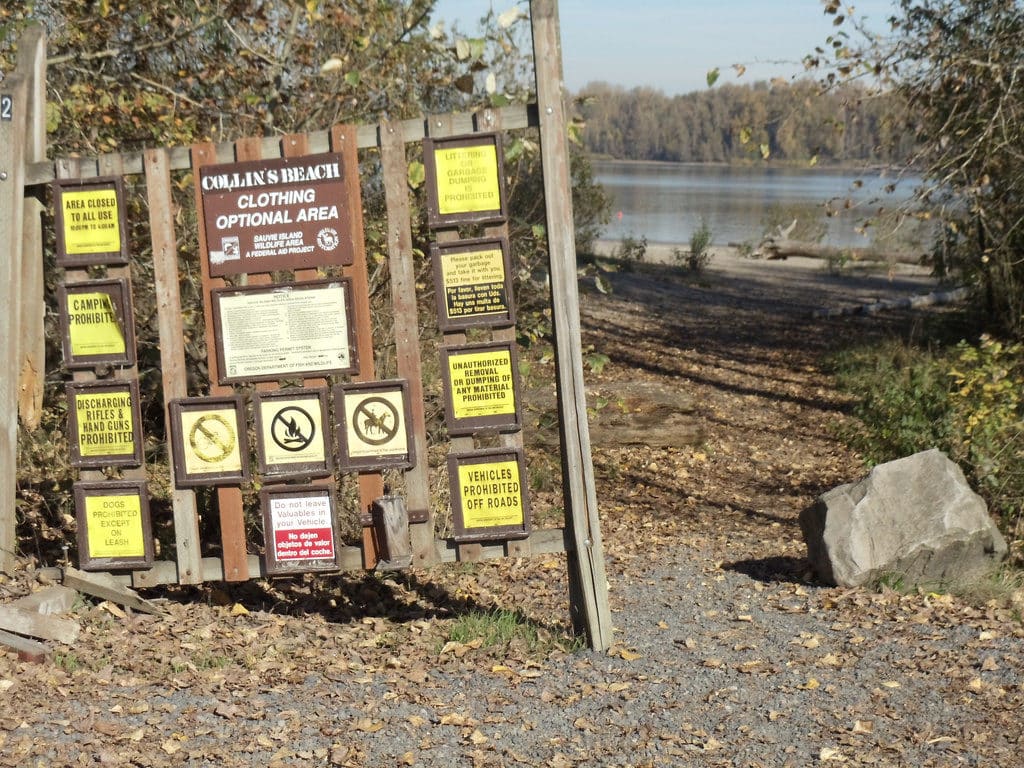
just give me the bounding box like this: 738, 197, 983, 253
230, 603, 249, 617
801, 678, 820, 690
354, 718, 384, 733
819, 746, 845, 762
852, 720, 873, 735
468, 729, 488, 744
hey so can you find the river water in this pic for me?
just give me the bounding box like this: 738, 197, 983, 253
594, 160, 923, 249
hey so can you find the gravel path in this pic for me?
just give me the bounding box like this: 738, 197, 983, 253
3, 251, 1022, 767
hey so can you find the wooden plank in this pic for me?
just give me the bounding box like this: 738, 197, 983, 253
379, 120, 435, 566
0, 72, 28, 575
61, 566, 165, 615
9, 584, 78, 615
144, 148, 204, 585
16, 24, 46, 430
372, 496, 413, 569
530, 0, 613, 651
0, 604, 79, 644
331, 125, 385, 568
191, 142, 248, 582
0, 628, 50, 662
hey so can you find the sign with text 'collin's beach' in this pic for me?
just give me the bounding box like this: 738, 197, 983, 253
198, 152, 354, 277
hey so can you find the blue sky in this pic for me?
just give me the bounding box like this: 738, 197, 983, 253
429, 0, 899, 95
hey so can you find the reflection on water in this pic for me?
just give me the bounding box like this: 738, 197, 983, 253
594, 160, 921, 249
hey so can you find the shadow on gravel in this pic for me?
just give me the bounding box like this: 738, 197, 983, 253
723, 555, 812, 585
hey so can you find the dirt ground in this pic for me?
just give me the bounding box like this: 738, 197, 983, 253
3, 248, 1023, 767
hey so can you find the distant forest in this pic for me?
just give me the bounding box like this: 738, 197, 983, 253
575, 80, 914, 165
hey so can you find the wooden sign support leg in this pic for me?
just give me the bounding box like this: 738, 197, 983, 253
530, 0, 613, 651
372, 496, 412, 569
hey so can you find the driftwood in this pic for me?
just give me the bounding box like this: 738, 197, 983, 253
811, 287, 970, 319
62, 567, 166, 615
754, 238, 922, 265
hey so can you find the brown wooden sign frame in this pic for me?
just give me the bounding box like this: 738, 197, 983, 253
66, 378, 144, 469
57, 277, 137, 369
440, 340, 523, 436
211, 279, 358, 385
198, 152, 355, 277
447, 447, 531, 543
431, 236, 515, 331
260, 484, 341, 575
253, 387, 333, 480
168, 395, 250, 487
423, 132, 507, 228
334, 379, 416, 471
53, 175, 129, 267
73, 480, 154, 571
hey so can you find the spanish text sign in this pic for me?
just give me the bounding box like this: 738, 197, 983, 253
198, 152, 354, 276
261, 486, 339, 574
432, 237, 514, 330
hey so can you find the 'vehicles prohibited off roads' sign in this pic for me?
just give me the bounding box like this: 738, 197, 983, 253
168, 396, 249, 487
447, 448, 530, 543
198, 152, 354, 277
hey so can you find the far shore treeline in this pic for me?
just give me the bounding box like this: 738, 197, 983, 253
575, 80, 912, 166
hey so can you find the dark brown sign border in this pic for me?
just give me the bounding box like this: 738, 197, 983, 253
73, 480, 154, 572
440, 340, 523, 436
253, 387, 333, 480
260, 484, 341, 575
431, 236, 516, 331
198, 152, 355, 277
447, 447, 531, 543
168, 395, 250, 488
334, 379, 416, 471
53, 176, 129, 267
211, 278, 358, 385
57, 277, 137, 370
423, 132, 507, 228
66, 379, 144, 469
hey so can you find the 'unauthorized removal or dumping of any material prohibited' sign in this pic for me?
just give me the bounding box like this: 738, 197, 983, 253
440, 341, 522, 435
260, 485, 340, 575
198, 152, 355, 277
168, 396, 250, 487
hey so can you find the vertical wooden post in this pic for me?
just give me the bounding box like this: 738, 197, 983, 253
379, 120, 437, 566
16, 24, 46, 430
530, 0, 613, 651
0, 71, 28, 574
143, 148, 203, 585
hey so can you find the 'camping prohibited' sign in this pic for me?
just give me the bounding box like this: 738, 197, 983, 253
57, 278, 136, 369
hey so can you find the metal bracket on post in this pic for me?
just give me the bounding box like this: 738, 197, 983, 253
372, 496, 413, 570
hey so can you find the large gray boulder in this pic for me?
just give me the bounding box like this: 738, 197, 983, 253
800, 449, 1007, 588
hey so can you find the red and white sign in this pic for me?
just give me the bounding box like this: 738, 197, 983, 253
268, 493, 336, 562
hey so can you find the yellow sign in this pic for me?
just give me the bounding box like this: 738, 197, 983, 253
458, 459, 524, 529
84, 493, 145, 559
74, 390, 135, 458
448, 349, 516, 420
62, 188, 121, 255
434, 144, 501, 215
441, 247, 507, 319
260, 399, 326, 466
67, 292, 126, 357
180, 408, 242, 475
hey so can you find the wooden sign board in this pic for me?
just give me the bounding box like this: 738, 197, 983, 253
211, 279, 358, 384
253, 387, 332, 480
447, 448, 531, 543
57, 278, 136, 369
424, 133, 507, 228
73, 480, 154, 571
440, 341, 522, 435
198, 152, 354, 276
168, 396, 250, 487
260, 485, 340, 575
334, 379, 415, 471
431, 237, 515, 331
53, 176, 129, 267
66, 379, 144, 468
